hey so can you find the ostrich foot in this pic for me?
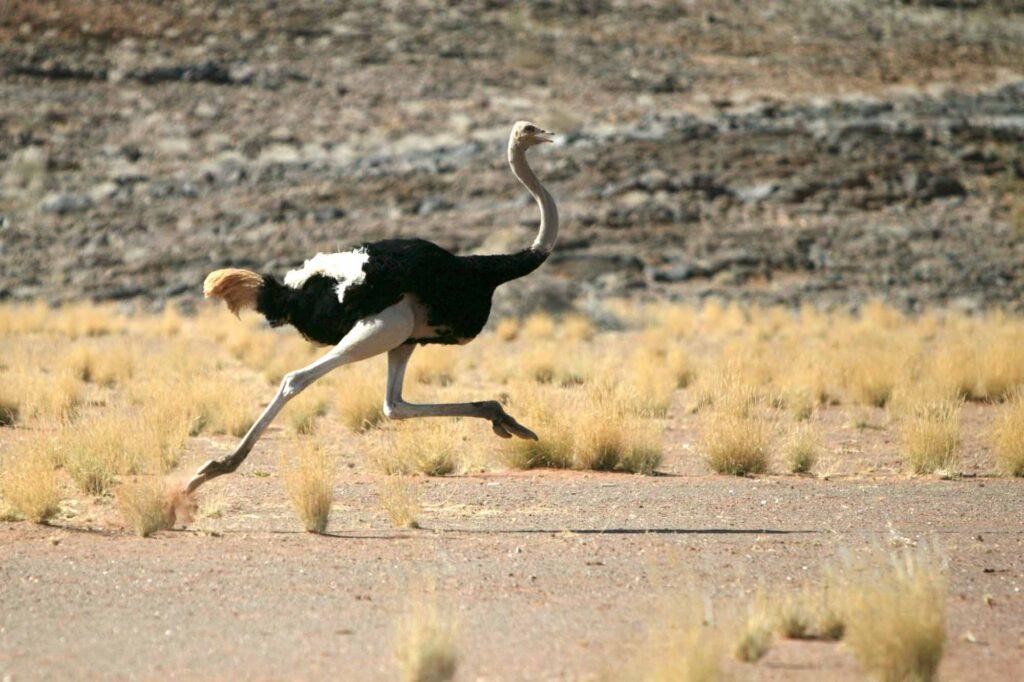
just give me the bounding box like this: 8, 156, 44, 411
185, 455, 241, 494
491, 407, 538, 441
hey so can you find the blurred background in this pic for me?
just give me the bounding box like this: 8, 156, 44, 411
1, 0, 1023, 316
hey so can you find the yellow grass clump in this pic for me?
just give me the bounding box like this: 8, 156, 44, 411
784, 423, 821, 474
332, 361, 386, 431
408, 346, 457, 386
991, 391, 1024, 476
837, 546, 947, 682
0, 438, 63, 523
62, 339, 138, 387
281, 440, 335, 533
896, 399, 961, 475
641, 608, 721, 682
0, 383, 18, 426
503, 383, 662, 474
974, 330, 1024, 401
522, 312, 556, 339
374, 421, 480, 476
772, 585, 844, 641
395, 594, 458, 682
700, 404, 773, 476
493, 317, 519, 342
378, 476, 421, 529
560, 314, 595, 342
1, 365, 84, 424
115, 478, 176, 537
58, 405, 191, 495
733, 600, 773, 663
285, 386, 330, 435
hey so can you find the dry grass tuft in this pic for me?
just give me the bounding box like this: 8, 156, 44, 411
561, 314, 595, 342
733, 601, 773, 663
281, 440, 334, 533
992, 391, 1024, 476
772, 585, 844, 641
503, 383, 662, 474
493, 317, 519, 342
115, 478, 176, 537
836, 546, 947, 682
408, 346, 457, 386
374, 421, 475, 476
0, 438, 62, 523
0, 383, 18, 426
701, 407, 772, 476
2, 365, 84, 424
784, 423, 821, 474
332, 361, 386, 431
395, 594, 458, 682
897, 399, 961, 475
58, 405, 191, 494
522, 312, 556, 339
285, 386, 330, 435
378, 476, 421, 529
638, 597, 721, 682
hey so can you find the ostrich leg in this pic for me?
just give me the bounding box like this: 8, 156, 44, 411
382, 344, 538, 440
186, 300, 415, 493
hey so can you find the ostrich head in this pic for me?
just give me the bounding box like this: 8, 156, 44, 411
509, 121, 554, 153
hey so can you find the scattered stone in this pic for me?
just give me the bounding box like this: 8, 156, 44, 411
38, 193, 93, 214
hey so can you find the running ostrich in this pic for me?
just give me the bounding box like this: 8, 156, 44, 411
186, 122, 557, 493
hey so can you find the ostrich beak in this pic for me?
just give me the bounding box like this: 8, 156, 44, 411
535, 130, 554, 144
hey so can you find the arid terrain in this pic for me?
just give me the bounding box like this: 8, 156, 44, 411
3, 2, 1024, 681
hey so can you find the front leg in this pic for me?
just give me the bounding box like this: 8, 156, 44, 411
383, 345, 538, 440
186, 300, 416, 494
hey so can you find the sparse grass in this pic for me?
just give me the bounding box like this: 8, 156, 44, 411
332, 362, 385, 431
1, 365, 84, 423
733, 601, 773, 663
837, 546, 947, 682
897, 399, 961, 475
281, 439, 334, 533
784, 423, 820, 474
991, 391, 1024, 476
285, 386, 330, 435
503, 383, 662, 474
115, 478, 175, 537
522, 312, 556, 339
375, 421, 468, 476
772, 585, 844, 642
0, 437, 62, 523
378, 476, 421, 529
395, 594, 458, 682
641, 603, 722, 682
408, 346, 457, 386
494, 317, 519, 342
561, 314, 594, 342
0, 383, 18, 426
701, 407, 772, 476
58, 405, 191, 495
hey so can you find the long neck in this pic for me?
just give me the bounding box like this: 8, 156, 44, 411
508, 144, 558, 254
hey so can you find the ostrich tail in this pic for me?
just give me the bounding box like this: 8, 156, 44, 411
203, 268, 263, 316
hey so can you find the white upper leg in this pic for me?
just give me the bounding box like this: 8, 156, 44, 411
282, 297, 415, 397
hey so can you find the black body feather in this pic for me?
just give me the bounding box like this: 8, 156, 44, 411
254, 238, 547, 347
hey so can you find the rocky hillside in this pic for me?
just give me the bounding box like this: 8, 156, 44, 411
1, 1, 1023, 314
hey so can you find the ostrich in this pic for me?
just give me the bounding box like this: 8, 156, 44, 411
186, 122, 558, 493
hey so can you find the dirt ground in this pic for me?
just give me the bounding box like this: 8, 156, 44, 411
3, 394, 1023, 681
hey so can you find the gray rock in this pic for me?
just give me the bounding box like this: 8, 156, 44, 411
38, 193, 93, 214
733, 182, 778, 203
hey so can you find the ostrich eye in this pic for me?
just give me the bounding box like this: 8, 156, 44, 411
524, 125, 536, 133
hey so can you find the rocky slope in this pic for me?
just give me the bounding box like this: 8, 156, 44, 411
1, 1, 1023, 314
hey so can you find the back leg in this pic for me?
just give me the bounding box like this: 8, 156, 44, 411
186, 298, 415, 493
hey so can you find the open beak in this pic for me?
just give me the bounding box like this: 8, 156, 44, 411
535, 130, 554, 144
